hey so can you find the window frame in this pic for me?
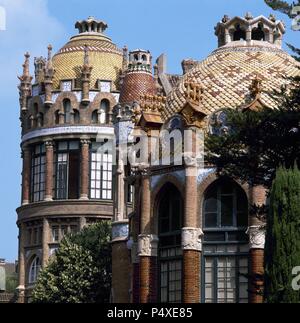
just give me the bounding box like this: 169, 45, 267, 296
30, 144, 46, 203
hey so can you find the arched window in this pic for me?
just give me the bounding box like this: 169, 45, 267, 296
29, 256, 41, 284
158, 183, 183, 303
252, 24, 265, 41
33, 103, 39, 128
100, 99, 109, 124
37, 112, 44, 127
142, 54, 147, 63
92, 110, 98, 124
233, 24, 246, 41
202, 179, 249, 303
63, 99, 71, 124
73, 109, 80, 124
55, 110, 60, 125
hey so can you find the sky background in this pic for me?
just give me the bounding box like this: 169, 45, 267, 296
0, 0, 298, 262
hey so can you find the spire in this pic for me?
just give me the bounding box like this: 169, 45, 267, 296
18, 52, 33, 112
122, 45, 128, 72
18, 52, 33, 83
45, 44, 54, 78
80, 44, 93, 105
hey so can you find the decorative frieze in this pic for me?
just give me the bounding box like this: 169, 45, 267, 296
138, 234, 159, 257
246, 225, 266, 249
182, 227, 204, 251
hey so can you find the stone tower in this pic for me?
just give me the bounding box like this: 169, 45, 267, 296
16, 17, 126, 303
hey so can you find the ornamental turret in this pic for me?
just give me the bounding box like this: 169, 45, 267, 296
44, 45, 55, 106
80, 45, 93, 105
18, 53, 33, 112
215, 13, 286, 48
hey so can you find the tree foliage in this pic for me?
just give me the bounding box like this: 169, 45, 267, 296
264, 0, 299, 18
32, 221, 112, 303
264, 166, 300, 303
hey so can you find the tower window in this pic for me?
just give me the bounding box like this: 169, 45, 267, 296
92, 110, 98, 124
31, 144, 46, 202
233, 25, 246, 41
100, 99, 110, 124
158, 183, 183, 303
29, 256, 41, 284
54, 141, 80, 200
63, 99, 71, 124
90, 141, 113, 200
252, 24, 265, 41
73, 109, 80, 124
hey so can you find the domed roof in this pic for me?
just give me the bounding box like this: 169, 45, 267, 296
164, 43, 299, 122
52, 18, 123, 90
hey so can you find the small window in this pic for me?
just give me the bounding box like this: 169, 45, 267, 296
29, 257, 41, 284
73, 109, 80, 124
252, 24, 265, 41
92, 110, 98, 124
233, 24, 246, 41
100, 99, 110, 124
63, 99, 71, 124
55, 110, 60, 125
52, 226, 59, 242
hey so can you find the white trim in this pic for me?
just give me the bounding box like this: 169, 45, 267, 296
22, 126, 115, 143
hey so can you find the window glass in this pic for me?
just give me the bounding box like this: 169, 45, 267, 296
31, 144, 46, 202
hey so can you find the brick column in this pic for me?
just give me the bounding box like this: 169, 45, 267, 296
42, 218, 50, 267
44, 141, 54, 201
21, 146, 31, 205
247, 185, 266, 303
17, 223, 26, 303
182, 162, 202, 303
138, 173, 158, 303
80, 139, 90, 200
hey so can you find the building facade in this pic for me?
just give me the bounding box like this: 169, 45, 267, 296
17, 13, 299, 303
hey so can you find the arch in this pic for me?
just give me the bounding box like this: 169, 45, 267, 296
233, 24, 246, 41
63, 99, 71, 124
99, 99, 110, 124
28, 256, 41, 284
54, 110, 60, 125
92, 109, 98, 124
252, 23, 265, 41
73, 109, 80, 124
37, 112, 44, 127
156, 182, 183, 303
89, 93, 117, 124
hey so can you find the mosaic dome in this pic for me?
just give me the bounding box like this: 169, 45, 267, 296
164, 41, 300, 121
52, 17, 123, 90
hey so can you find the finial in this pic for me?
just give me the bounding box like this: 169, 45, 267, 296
23, 52, 30, 77
250, 74, 263, 97
245, 12, 253, 20
45, 44, 54, 72
222, 15, 230, 23
269, 14, 276, 22
47, 44, 53, 61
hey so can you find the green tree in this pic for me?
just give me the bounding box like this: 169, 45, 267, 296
264, 0, 299, 17
32, 221, 112, 303
205, 2, 300, 188
264, 166, 300, 303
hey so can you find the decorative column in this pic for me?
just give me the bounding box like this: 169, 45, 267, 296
182, 161, 202, 303
80, 138, 90, 200
111, 147, 131, 303
44, 45, 54, 107
21, 146, 31, 205
80, 45, 93, 106
18, 52, 33, 113
44, 140, 54, 201
247, 185, 266, 303
80, 217, 87, 230
17, 223, 26, 303
42, 218, 50, 267
138, 170, 158, 303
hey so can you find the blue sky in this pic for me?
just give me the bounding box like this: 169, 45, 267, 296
0, 0, 298, 262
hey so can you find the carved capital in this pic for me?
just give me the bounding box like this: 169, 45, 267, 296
138, 234, 159, 257
182, 227, 204, 251
246, 225, 265, 249
44, 140, 54, 148
80, 138, 91, 146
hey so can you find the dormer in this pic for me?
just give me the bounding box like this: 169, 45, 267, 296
215, 13, 286, 48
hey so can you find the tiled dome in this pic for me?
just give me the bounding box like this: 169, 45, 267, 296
163, 41, 300, 121
52, 17, 123, 90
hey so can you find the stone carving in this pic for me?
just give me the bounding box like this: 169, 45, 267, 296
246, 225, 266, 249
138, 234, 159, 257
182, 227, 204, 251
112, 222, 129, 241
